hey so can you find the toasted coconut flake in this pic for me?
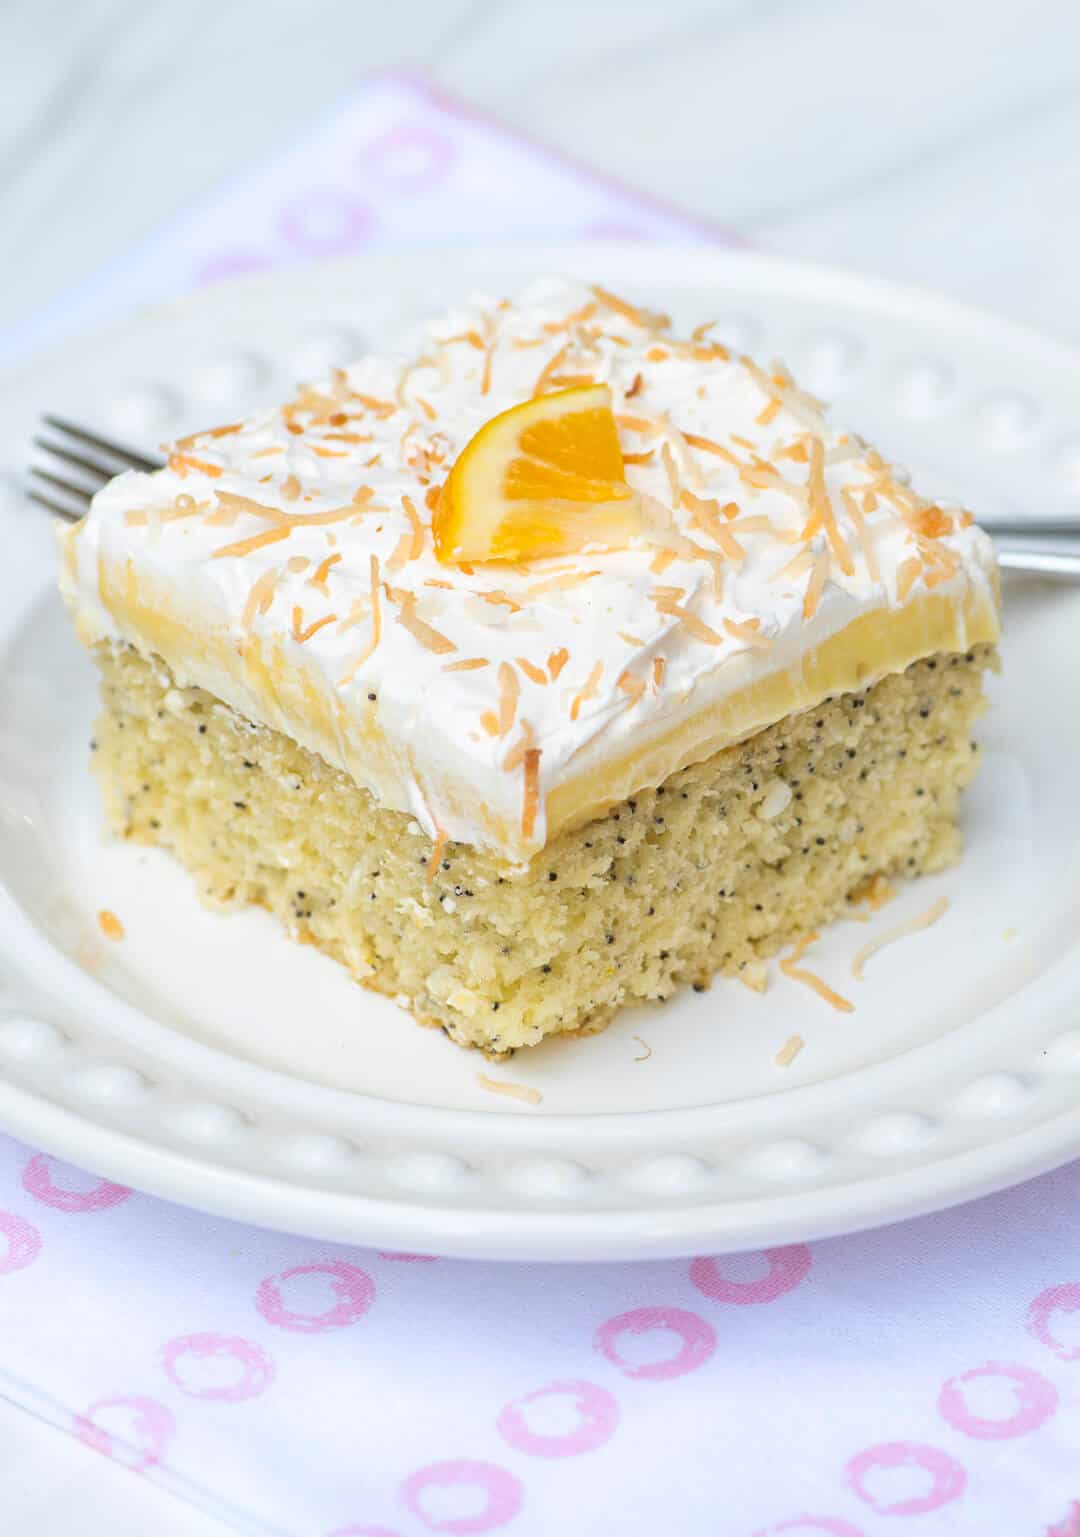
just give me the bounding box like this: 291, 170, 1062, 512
909, 504, 953, 539
98, 909, 124, 941
281, 474, 301, 503
618, 630, 645, 646
841, 488, 881, 584
852, 896, 949, 981
337, 555, 382, 683
802, 437, 853, 576
895, 556, 922, 603
476, 1071, 542, 1106
502, 719, 536, 772
682, 430, 743, 467
528, 570, 601, 597
396, 593, 456, 655
386, 531, 413, 572
547, 647, 569, 681
287, 555, 310, 573
570, 661, 603, 721
354, 392, 397, 419
617, 669, 646, 701
313, 446, 348, 459
626, 372, 644, 399
650, 547, 677, 575
213, 525, 291, 560
623, 450, 656, 466
849, 873, 894, 912
336, 598, 365, 634
775, 1034, 804, 1068
773, 547, 816, 584
521, 747, 542, 843
309, 552, 342, 593
680, 490, 744, 559
168, 452, 222, 478
291, 606, 337, 644
776, 439, 810, 463
425, 578, 455, 590
480, 712, 500, 736
724, 617, 769, 648
242, 568, 278, 629
780, 932, 854, 1012
442, 329, 485, 350
175, 421, 243, 448
478, 590, 522, 613
443, 657, 489, 672
652, 656, 666, 691
660, 441, 681, 506
533, 342, 572, 397
400, 495, 425, 560
756, 398, 782, 426
591, 283, 668, 331
426, 826, 448, 885
802, 551, 829, 620
661, 604, 725, 645
616, 412, 657, 434
496, 662, 520, 737
353, 486, 375, 509
515, 657, 548, 686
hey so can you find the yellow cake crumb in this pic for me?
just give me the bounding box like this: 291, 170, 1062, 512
89, 641, 993, 1052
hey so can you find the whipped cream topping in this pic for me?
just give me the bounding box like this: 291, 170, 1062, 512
62, 278, 999, 859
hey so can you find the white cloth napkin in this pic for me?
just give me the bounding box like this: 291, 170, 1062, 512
2, 1136, 1079, 1536
1, 71, 1076, 1537
0, 73, 724, 368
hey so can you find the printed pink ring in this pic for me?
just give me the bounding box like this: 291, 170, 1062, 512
594, 1306, 716, 1380
846, 1442, 966, 1516
256, 1260, 375, 1333
73, 1396, 174, 1471
689, 1245, 812, 1304
938, 1361, 1058, 1439
161, 1332, 274, 1402
496, 1379, 619, 1458
400, 1460, 523, 1534
22, 1153, 130, 1213
1028, 1282, 1080, 1360
0, 1209, 41, 1274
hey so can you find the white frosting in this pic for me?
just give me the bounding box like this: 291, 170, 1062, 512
62, 278, 999, 859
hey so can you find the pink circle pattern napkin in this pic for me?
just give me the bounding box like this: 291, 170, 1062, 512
1, 71, 1076, 1537
1, 1139, 1080, 1534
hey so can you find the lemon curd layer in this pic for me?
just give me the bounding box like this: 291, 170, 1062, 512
60, 278, 1000, 860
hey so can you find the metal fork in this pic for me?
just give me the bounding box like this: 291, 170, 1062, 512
29, 415, 161, 522
28, 415, 1080, 578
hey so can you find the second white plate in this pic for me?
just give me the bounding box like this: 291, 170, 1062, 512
0, 242, 1078, 1260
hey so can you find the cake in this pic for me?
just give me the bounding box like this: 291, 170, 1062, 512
59, 279, 1000, 1055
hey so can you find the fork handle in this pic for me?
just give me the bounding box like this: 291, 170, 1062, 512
994, 534, 1080, 579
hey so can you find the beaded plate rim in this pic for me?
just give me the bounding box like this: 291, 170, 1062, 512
0, 241, 1077, 1261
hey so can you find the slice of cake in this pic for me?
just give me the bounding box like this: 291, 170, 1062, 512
59, 278, 1000, 1054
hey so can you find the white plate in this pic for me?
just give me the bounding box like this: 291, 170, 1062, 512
0, 243, 1078, 1262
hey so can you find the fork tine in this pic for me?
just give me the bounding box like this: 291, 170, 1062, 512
34, 436, 124, 486
29, 466, 98, 505
42, 414, 161, 474
27, 488, 84, 523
